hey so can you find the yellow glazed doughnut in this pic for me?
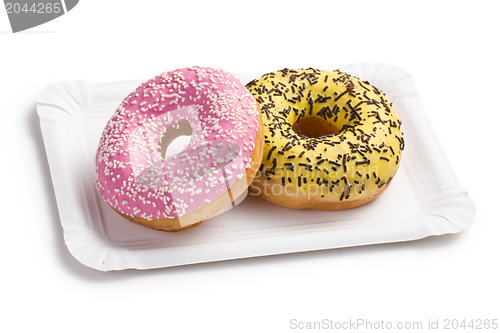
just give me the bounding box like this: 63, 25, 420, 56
246, 68, 404, 210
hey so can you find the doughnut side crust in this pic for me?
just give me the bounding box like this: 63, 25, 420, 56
248, 167, 393, 210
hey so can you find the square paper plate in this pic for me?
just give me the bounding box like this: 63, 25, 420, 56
37, 63, 475, 271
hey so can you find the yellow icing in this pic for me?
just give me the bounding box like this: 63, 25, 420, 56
246, 68, 404, 202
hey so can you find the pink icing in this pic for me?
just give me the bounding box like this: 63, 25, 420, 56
95, 67, 259, 221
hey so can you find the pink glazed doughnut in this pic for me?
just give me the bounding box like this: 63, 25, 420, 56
96, 67, 263, 231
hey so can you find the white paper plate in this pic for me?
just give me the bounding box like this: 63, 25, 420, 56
37, 63, 475, 271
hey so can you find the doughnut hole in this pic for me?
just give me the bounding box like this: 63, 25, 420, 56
292, 116, 340, 138
159, 120, 193, 158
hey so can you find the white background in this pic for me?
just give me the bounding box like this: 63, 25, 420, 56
1, 1, 498, 332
